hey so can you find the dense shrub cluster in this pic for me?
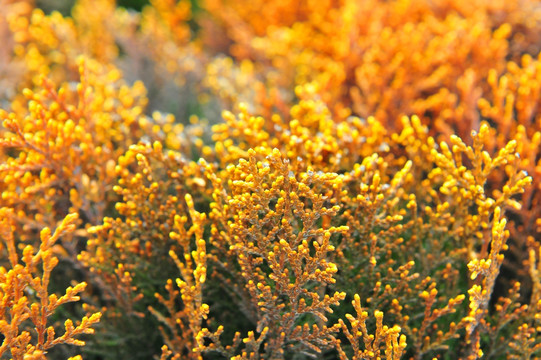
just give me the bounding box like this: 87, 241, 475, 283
1, 0, 541, 359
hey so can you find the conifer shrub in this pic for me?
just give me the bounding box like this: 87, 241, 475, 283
1, 0, 540, 359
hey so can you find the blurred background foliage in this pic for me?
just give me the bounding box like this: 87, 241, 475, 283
36, 0, 183, 13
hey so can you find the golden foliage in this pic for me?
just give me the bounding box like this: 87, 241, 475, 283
0, 209, 101, 359
1, 0, 541, 359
